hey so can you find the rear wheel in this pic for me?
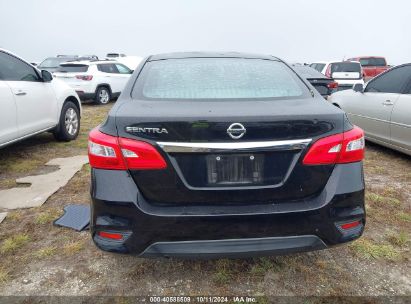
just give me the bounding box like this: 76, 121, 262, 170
54, 101, 80, 141
95, 87, 111, 105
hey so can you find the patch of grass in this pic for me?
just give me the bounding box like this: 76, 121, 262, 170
0, 268, 10, 284
0, 158, 42, 174
250, 257, 273, 277
396, 212, 411, 222
6, 210, 23, 222
0, 178, 17, 189
387, 232, 409, 247
34, 246, 57, 258
350, 239, 399, 260
63, 240, 84, 255
365, 192, 401, 207
35, 209, 61, 225
213, 259, 233, 285
1, 234, 30, 254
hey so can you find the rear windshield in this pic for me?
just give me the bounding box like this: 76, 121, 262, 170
56, 64, 89, 72
132, 58, 307, 100
331, 62, 361, 73
38, 57, 75, 68
359, 58, 386, 67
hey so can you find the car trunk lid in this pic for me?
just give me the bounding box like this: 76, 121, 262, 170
111, 98, 345, 205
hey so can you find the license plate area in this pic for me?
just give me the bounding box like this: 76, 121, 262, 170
206, 154, 264, 185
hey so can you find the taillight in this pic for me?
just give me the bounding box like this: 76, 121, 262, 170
327, 81, 339, 89
76, 75, 93, 81
303, 126, 365, 165
325, 65, 332, 78
88, 128, 167, 170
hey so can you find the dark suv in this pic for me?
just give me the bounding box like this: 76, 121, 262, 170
88, 52, 365, 258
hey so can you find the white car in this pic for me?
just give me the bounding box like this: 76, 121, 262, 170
0, 49, 81, 148
328, 64, 411, 156
309, 61, 364, 91
53, 60, 133, 105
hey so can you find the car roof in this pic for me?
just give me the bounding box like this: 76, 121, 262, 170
60, 60, 118, 66
350, 56, 386, 59
148, 52, 281, 61
311, 61, 361, 65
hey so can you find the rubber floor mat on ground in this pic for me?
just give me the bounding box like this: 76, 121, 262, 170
54, 204, 90, 231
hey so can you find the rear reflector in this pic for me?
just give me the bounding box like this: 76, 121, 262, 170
88, 128, 167, 170
97, 231, 123, 240
340, 220, 361, 230
303, 126, 365, 165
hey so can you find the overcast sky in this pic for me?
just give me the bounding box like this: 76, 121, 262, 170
1, 0, 410, 64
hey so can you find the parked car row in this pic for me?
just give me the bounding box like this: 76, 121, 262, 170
309, 61, 365, 92
309, 56, 390, 91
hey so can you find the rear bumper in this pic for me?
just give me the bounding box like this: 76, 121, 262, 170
141, 236, 327, 259
90, 162, 365, 258
75, 91, 96, 101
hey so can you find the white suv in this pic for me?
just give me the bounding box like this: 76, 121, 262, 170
0, 49, 81, 148
53, 60, 133, 105
309, 61, 365, 91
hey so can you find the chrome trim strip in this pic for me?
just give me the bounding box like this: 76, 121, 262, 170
157, 139, 312, 153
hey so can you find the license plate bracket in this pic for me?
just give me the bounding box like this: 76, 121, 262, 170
206, 154, 265, 185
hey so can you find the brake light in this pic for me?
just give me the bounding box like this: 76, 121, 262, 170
76, 75, 93, 81
327, 81, 339, 89
88, 128, 167, 170
325, 65, 332, 78
303, 126, 364, 165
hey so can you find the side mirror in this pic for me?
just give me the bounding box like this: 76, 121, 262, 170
353, 83, 364, 93
129, 70, 134, 74
41, 70, 53, 82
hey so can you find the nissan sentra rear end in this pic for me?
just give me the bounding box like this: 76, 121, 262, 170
88, 52, 365, 258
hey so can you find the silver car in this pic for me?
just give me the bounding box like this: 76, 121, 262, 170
329, 64, 411, 156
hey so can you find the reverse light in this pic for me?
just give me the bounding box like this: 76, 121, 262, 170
303, 126, 365, 165
76, 75, 93, 81
88, 128, 167, 170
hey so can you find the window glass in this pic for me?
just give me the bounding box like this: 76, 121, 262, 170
98, 64, 119, 73
115, 64, 131, 74
330, 62, 361, 73
38, 57, 76, 68
365, 66, 411, 94
0, 52, 40, 81
57, 64, 89, 72
359, 58, 386, 67
315, 64, 325, 72
133, 58, 307, 100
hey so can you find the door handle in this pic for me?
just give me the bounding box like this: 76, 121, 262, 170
14, 90, 27, 96
382, 100, 394, 106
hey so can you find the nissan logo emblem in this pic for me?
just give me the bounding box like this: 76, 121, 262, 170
227, 123, 246, 139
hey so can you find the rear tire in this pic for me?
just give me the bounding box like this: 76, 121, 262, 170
54, 101, 80, 141
95, 87, 111, 105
